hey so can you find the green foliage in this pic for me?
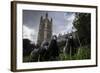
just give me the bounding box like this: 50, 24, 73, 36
59, 53, 75, 60
23, 55, 30, 62
59, 46, 91, 60
73, 13, 91, 45
23, 46, 91, 62
76, 46, 91, 59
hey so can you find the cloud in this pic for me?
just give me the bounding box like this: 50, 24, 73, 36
23, 10, 76, 42
23, 25, 38, 43
52, 12, 76, 35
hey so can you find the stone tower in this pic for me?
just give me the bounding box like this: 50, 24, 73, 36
37, 13, 52, 45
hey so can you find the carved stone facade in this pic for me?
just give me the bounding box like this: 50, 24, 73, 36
37, 13, 52, 45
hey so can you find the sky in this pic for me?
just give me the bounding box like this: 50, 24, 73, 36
23, 10, 76, 43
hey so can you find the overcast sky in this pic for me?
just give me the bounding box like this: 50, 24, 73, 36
23, 10, 76, 43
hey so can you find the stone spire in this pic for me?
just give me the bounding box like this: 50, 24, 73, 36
40, 16, 43, 22
37, 13, 52, 45
51, 18, 52, 23
45, 12, 48, 19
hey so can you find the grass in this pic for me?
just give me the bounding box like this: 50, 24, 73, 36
59, 46, 91, 60
23, 55, 30, 62
23, 45, 91, 62
76, 46, 91, 60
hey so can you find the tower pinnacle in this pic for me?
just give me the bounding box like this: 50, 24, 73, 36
45, 12, 48, 18
37, 13, 52, 45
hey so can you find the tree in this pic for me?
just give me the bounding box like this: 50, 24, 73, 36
23, 39, 33, 56
73, 13, 91, 46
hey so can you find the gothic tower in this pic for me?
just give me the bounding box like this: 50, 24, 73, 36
37, 13, 52, 45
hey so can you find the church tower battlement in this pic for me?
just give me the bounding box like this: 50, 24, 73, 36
37, 13, 52, 45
